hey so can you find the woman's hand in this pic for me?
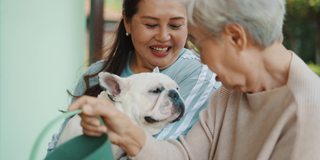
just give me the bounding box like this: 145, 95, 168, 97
68, 95, 146, 156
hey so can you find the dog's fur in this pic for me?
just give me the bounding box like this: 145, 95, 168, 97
57, 71, 185, 159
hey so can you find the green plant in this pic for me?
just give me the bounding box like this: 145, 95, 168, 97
284, 0, 320, 64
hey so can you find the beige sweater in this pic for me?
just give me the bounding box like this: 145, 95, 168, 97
134, 53, 320, 160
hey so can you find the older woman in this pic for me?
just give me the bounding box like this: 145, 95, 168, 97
70, 0, 320, 159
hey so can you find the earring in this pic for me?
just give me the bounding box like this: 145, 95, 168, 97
125, 32, 130, 36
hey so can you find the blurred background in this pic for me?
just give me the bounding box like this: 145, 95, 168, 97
284, 0, 320, 75
89, 0, 320, 74
0, 0, 319, 159
0, 0, 86, 159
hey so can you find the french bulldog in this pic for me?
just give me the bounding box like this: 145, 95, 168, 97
57, 70, 185, 159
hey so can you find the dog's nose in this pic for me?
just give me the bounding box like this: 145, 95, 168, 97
168, 89, 185, 123
168, 89, 179, 101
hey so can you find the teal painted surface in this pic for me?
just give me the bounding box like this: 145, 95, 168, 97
0, 0, 86, 159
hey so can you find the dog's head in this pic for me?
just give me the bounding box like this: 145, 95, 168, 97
98, 71, 185, 135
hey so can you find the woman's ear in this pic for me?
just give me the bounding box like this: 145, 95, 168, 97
123, 17, 131, 35
223, 23, 247, 51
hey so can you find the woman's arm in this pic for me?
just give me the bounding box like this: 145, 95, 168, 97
71, 95, 214, 159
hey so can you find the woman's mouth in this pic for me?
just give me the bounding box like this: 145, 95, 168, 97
150, 46, 171, 57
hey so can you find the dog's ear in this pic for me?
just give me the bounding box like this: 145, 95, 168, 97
152, 66, 160, 73
98, 72, 127, 99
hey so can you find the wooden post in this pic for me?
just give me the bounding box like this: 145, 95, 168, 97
89, 0, 104, 64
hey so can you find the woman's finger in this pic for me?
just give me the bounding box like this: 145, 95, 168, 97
68, 96, 116, 118
88, 100, 120, 119
83, 128, 104, 137
81, 119, 107, 134
81, 114, 100, 127
83, 125, 107, 135
81, 115, 107, 128
68, 96, 99, 111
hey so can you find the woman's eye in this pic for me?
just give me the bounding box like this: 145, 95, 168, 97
169, 24, 182, 30
145, 24, 158, 28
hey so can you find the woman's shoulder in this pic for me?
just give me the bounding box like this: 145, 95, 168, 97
84, 60, 106, 75
167, 48, 201, 70
165, 48, 212, 75
162, 49, 217, 86
179, 48, 201, 62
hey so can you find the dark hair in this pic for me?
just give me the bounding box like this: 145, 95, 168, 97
82, 0, 140, 97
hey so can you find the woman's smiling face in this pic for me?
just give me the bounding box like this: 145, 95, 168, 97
124, 0, 188, 72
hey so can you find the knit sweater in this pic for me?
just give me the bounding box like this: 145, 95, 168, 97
133, 53, 320, 160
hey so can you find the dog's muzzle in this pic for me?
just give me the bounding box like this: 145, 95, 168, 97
168, 89, 185, 123
144, 89, 185, 124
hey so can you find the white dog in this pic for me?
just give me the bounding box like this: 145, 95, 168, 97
57, 70, 185, 159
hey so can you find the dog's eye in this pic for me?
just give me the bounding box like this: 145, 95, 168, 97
150, 87, 163, 94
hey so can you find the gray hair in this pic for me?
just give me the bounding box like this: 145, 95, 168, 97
185, 0, 286, 48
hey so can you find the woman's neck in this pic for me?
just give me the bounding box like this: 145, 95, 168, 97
250, 43, 292, 92
129, 54, 153, 73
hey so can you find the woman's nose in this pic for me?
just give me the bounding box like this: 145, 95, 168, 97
155, 27, 171, 42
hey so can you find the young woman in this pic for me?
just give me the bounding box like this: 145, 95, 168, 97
47, 0, 219, 152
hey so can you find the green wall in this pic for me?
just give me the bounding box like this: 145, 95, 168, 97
0, 0, 86, 159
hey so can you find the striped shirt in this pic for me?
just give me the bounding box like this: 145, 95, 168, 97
47, 48, 220, 151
